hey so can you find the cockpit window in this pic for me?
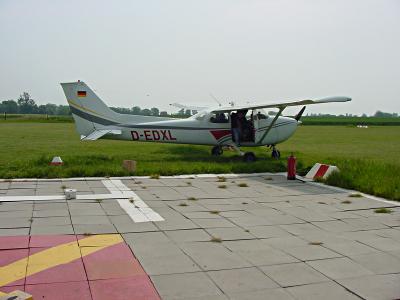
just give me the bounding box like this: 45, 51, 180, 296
256, 112, 268, 120
209, 113, 230, 123
191, 112, 207, 120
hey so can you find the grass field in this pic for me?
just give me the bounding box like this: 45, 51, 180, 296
0, 122, 399, 200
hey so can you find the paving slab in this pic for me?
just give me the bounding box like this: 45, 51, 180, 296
0, 236, 29, 250
223, 240, 298, 266
229, 288, 296, 300
32, 216, 71, 226
25, 281, 92, 300
73, 224, 117, 234
206, 227, 255, 241
282, 245, 342, 261
165, 229, 211, 243
208, 267, 278, 295
0, 228, 30, 236
180, 242, 252, 271
337, 274, 400, 300
82, 243, 145, 280
89, 276, 160, 300
30, 224, 74, 235
193, 218, 236, 228
245, 225, 291, 239
286, 281, 362, 300
306, 257, 374, 279
348, 251, 400, 274
71, 215, 111, 225
151, 272, 223, 299
260, 262, 329, 287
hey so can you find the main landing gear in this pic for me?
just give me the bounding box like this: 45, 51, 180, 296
211, 146, 223, 156
211, 145, 257, 162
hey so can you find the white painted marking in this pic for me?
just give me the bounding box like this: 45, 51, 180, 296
104, 179, 164, 223
0, 179, 165, 223
0, 193, 128, 202
0, 195, 66, 202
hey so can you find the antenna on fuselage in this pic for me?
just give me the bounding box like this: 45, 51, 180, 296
209, 93, 222, 107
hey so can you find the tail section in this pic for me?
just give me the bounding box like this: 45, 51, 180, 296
61, 81, 174, 139
61, 81, 121, 137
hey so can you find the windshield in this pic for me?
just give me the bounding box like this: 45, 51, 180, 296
190, 111, 208, 120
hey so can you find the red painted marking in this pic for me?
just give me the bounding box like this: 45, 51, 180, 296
0, 285, 24, 294
25, 281, 92, 300
0, 235, 160, 300
314, 164, 330, 178
0, 249, 28, 287
82, 242, 145, 280
29, 235, 77, 248
0, 236, 29, 250
210, 129, 232, 140
90, 276, 160, 300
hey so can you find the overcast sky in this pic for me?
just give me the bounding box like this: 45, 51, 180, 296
0, 0, 399, 115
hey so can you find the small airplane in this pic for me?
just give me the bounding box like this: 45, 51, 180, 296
61, 81, 351, 162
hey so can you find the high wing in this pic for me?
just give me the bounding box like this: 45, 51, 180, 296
170, 103, 208, 111
210, 96, 351, 113
81, 129, 122, 141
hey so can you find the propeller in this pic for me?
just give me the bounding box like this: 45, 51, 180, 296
295, 106, 306, 121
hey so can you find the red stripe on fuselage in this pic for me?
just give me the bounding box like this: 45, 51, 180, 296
210, 130, 231, 140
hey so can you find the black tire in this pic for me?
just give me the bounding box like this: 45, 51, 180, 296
272, 149, 280, 159
243, 152, 256, 162
211, 146, 223, 156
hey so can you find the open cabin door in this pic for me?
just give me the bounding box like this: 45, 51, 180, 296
253, 109, 263, 144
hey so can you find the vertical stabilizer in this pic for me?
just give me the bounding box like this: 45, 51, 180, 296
61, 81, 120, 137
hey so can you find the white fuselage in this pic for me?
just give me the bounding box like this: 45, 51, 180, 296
101, 112, 298, 146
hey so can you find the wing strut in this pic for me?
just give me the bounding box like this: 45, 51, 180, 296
257, 106, 285, 145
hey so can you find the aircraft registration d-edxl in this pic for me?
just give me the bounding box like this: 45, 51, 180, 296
61, 81, 351, 162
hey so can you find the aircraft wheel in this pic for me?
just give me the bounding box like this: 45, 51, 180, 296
271, 149, 281, 159
243, 152, 256, 162
211, 146, 223, 156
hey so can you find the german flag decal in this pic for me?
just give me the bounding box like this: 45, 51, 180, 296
77, 91, 87, 97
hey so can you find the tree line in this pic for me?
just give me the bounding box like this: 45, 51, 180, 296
0, 92, 192, 117
0, 93, 70, 115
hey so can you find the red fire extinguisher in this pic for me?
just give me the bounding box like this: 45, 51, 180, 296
287, 153, 296, 180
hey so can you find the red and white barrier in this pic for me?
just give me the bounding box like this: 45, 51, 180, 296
305, 163, 339, 180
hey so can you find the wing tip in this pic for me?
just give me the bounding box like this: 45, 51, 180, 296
317, 96, 352, 103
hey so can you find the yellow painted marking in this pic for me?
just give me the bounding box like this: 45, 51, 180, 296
0, 234, 122, 289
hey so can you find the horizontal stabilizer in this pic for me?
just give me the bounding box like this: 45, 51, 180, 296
81, 129, 121, 141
